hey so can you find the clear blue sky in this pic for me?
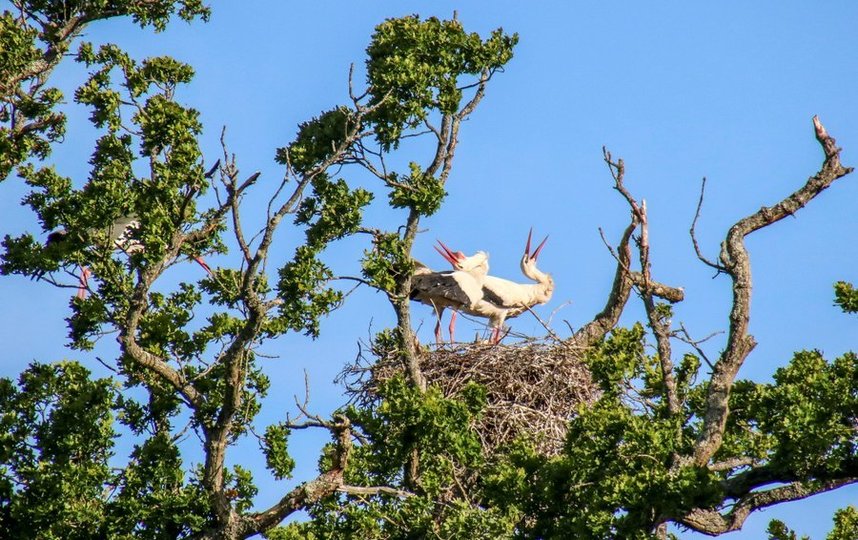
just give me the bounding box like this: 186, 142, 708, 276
2, 2, 857, 537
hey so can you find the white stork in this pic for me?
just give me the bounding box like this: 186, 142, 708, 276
437, 229, 555, 343
44, 214, 212, 299
410, 241, 489, 343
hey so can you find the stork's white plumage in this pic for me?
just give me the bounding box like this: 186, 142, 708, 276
410, 242, 489, 343
440, 229, 554, 343
45, 214, 212, 299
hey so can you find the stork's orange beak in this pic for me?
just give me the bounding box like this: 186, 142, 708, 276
435, 240, 464, 267
525, 228, 549, 261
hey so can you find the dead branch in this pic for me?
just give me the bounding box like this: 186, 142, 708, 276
674, 323, 721, 370
690, 177, 726, 272
692, 116, 854, 467
629, 273, 684, 303
585, 148, 687, 419
568, 214, 638, 349
523, 305, 566, 345
633, 197, 680, 416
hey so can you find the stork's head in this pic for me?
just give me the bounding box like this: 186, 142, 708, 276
465, 250, 490, 276
435, 240, 489, 274
521, 228, 549, 274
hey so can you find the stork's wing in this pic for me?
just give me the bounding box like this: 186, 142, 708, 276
481, 285, 510, 307
475, 284, 529, 323
410, 272, 473, 308
482, 283, 533, 310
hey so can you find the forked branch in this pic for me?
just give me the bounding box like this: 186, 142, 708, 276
680, 477, 858, 535
245, 415, 354, 535
571, 148, 685, 421
568, 216, 638, 348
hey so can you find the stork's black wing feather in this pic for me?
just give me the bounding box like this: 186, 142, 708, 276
410, 272, 472, 307
481, 285, 507, 307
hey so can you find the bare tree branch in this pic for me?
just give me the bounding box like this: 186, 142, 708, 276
690, 177, 726, 272
692, 116, 854, 467
633, 197, 680, 416
674, 323, 721, 370
680, 478, 858, 535
569, 213, 638, 349
629, 273, 684, 303
337, 485, 415, 498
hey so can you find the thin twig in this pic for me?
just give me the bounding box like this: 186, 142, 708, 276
690, 177, 726, 272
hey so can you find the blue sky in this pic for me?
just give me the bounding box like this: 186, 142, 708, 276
2, 2, 857, 537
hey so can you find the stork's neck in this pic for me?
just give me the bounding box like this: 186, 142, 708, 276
468, 259, 489, 280
520, 262, 554, 305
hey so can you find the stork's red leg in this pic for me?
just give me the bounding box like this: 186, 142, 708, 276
448, 311, 458, 343
76, 266, 91, 300
490, 326, 501, 344
193, 256, 212, 275
432, 304, 445, 345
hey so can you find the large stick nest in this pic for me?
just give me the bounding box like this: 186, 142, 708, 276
342, 338, 599, 456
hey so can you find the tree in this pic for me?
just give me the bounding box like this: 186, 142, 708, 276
1, 5, 519, 538
1, 3, 857, 540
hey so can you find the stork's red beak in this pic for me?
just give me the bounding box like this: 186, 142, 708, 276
525, 228, 549, 261
435, 240, 464, 267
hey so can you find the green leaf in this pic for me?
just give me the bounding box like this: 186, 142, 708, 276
387, 162, 447, 216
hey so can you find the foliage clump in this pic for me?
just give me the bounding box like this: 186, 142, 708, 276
361, 232, 413, 294
387, 161, 447, 216
834, 281, 858, 313
276, 107, 356, 173
366, 15, 518, 147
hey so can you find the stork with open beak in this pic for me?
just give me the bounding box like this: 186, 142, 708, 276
439, 229, 555, 343
410, 241, 490, 344
43, 215, 212, 299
